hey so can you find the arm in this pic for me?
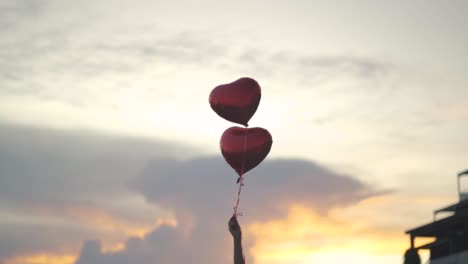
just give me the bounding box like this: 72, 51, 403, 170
229, 216, 245, 264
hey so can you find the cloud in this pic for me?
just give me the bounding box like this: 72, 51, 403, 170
0, 0, 406, 140
75, 154, 382, 264
75, 227, 193, 264
0, 218, 89, 259
0, 0, 46, 29
131, 157, 379, 218
0, 123, 192, 204
233, 48, 395, 82
0, 0, 228, 99
0, 0, 396, 104
0, 122, 191, 260
225, 49, 403, 128
4, 253, 76, 264
0, 122, 384, 264
296, 55, 391, 78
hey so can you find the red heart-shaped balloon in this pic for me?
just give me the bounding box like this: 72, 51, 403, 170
220, 126, 273, 177
209, 77, 261, 126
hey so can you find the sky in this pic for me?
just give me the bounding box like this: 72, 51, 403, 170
1, 0, 468, 263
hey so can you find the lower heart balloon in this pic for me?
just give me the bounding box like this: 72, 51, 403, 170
220, 126, 273, 176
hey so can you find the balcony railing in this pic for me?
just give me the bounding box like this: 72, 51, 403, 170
428, 250, 468, 264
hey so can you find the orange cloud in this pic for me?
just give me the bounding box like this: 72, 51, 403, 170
60, 205, 176, 237
1, 213, 178, 264
28, 201, 177, 251
4, 254, 76, 264
67, 206, 177, 252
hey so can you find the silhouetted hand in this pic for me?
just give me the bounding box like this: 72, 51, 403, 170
229, 215, 242, 240
229, 215, 245, 264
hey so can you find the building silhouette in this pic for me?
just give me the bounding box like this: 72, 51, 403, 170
405, 170, 468, 263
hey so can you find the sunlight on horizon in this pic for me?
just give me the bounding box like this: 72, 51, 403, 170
247, 201, 436, 264
5, 254, 76, 264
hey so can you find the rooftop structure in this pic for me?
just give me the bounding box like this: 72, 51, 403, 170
405, 170, 468, 263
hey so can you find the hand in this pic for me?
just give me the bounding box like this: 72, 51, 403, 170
229, 215, 242, 239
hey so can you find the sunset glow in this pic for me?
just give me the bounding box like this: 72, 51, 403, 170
248, 204, 404, 264
5, 254, 76, 264
1, 0, 467, 263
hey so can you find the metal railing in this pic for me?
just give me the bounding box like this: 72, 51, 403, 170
457, 170, 468, 201
427, 250, 468, 264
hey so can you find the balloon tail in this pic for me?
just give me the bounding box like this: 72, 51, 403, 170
233, 128, 248, 216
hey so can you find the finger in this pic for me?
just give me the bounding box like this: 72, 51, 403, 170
229, 215, 237, 223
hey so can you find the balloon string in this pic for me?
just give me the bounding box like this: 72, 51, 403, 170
233, 176, 244, 216
233, 128, 248, 216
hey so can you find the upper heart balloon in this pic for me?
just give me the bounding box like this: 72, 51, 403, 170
209, 77, 261, 126
220, 126, 273, 176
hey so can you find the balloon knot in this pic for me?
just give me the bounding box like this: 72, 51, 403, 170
236, 176, 245, 185
233, 211, 243, 217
